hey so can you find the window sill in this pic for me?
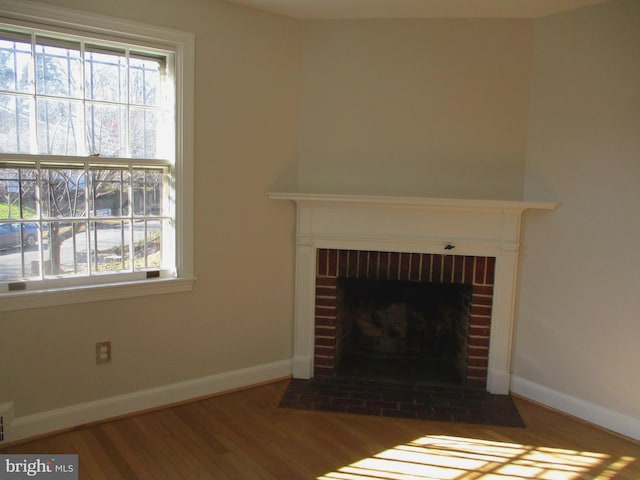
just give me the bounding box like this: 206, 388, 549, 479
0, 276, 196, 312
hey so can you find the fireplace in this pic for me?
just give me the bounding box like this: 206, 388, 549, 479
267, 192, 558, 394
315, 249, 494, 387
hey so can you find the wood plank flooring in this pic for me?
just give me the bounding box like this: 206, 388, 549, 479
2, 379, 639, 479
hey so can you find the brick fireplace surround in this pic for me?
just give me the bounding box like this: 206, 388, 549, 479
267, 192, 557, 394
315, 249, 495, 388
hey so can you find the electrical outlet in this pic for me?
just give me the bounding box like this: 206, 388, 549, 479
96, 341, 111, 364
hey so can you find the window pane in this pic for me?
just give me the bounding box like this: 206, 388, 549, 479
86, 103, 125, 157
0, 37, 34, 93
132, 168, 165, 215
133, 219, 162, 270
35, 42, 82, 98
0, 168, 19, 219
90, 168, 130, 217
90, 219, 131, 273
36, 98, 83, 155
0, 167, 38, 219
0, 94, 33, 153
130, 108, 161, 159
85, 51, 127, 103
20, 173, 38, 219
41, 167, 86, 218
41, 221, 88, 276
129, 56, 162, 106
0, 223, 41, 280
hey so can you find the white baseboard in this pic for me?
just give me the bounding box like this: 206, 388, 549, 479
511, 375, 640, 442
8, 368, 638, 445
6, 359, 292, 444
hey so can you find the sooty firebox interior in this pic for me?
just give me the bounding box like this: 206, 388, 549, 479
336, 278, 472, 385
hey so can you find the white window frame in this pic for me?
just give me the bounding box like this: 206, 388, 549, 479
0, 0, 195, 311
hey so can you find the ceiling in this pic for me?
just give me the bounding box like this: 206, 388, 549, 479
223, 0, 611, 19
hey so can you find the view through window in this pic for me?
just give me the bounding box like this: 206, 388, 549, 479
0, 25, 176, 286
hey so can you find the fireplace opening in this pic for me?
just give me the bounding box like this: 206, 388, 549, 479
335, 278, 472, 385
314, 249, 494, 388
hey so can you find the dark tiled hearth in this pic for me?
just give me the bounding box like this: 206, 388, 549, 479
279, 378, 525, 428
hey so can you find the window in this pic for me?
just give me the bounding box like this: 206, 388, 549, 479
0, 2, 194, 310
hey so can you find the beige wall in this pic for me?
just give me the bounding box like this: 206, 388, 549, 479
297, 19, 534, 199
0, 0, 300, 416
517, 0, 640, 418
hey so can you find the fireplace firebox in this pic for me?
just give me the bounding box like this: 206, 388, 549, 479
337, 278, 473, 385
315, 249, 494, 387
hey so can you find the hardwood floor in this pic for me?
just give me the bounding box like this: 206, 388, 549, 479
2, 379, 639, 479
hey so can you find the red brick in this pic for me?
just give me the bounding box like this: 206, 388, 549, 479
315, 346, 335, 356
399, 253, 411, 281
317, 249, 328, 276
316, 276, 337, 287
442, 255, 453, 283
475, 257, 486, 284
432, 254, 443, 282
486, 257, 496, 285
328, 250, 338, 276
347, 250, 358, 277
379, 251, 389, 279
467, 366, 488, 377
468, 357, 489, 368
469, 326, 490, 336
315, 316, 336, 327
409, 253, 421, 281
420, 254, 432, 282
316, 296, 336, 307
348, 406, 383, 416
471, 294, 493, 306
467, 346, 488, 357
469, 315, 491, 327
463, 256, 475, 284
453, 255, 464, 283
471, 305, 492, 316
316, 303, 336, 314
315, 336, 336, 346
338, 250, 348, 276
468, 336, 490, 348
314, 366, 334, 376
314, 356, 335, 367
473, 285, 493, 296
316, 286, 336, 297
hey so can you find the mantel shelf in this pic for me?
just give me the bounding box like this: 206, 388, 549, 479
266, 191, 559, 213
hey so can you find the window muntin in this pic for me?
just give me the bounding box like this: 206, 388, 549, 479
0, 24, 175, 288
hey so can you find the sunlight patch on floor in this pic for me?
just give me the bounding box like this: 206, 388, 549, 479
317, 435, 637, 480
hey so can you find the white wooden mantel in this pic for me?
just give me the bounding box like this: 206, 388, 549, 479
268, 192, 558, 394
